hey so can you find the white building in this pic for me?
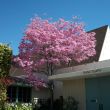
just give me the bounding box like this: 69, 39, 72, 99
8, 25, 110, 110
49, 25, 110, 110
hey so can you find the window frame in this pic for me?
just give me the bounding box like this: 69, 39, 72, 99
7, 85, 32, 103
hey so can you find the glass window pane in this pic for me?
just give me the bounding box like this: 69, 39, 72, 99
7, 86, 31, 103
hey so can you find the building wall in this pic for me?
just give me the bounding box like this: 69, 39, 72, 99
63, 79, 86, 110
10, 66, 50, 101
31, 88, 50, 100
31, 81, 63, 100
99, 26, 110, 61
10, 66, 63, 100
54, 81, 63, 99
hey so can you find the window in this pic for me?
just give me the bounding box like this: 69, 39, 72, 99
7, 86, 32, 103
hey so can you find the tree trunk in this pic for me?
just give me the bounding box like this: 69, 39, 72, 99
47, 62, 54, 110
50, 88, 54, 110
48, 80, 54, 110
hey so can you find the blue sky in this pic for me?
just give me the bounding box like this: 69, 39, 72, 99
0, 0, 110, 55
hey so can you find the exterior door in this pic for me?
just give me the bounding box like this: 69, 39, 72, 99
86, 76, 110, 110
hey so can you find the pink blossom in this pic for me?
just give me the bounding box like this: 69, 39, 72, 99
14, 16, 96, 88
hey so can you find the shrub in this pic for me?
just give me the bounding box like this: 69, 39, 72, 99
0, 44, 12, 77
5, 103, 32, 110
0, 44, 12, 110
63, 96, 79, 110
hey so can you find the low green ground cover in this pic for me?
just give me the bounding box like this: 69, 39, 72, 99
0, 103, 32, 110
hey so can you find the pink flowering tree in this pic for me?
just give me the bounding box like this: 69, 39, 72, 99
14, 17, 96, 109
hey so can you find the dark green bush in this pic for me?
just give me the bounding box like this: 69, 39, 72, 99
63, 96, 78, 110
0, 44, 12, 110
0, 44, 12, 77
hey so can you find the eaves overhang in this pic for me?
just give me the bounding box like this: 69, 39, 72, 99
48, 60, 110, 80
